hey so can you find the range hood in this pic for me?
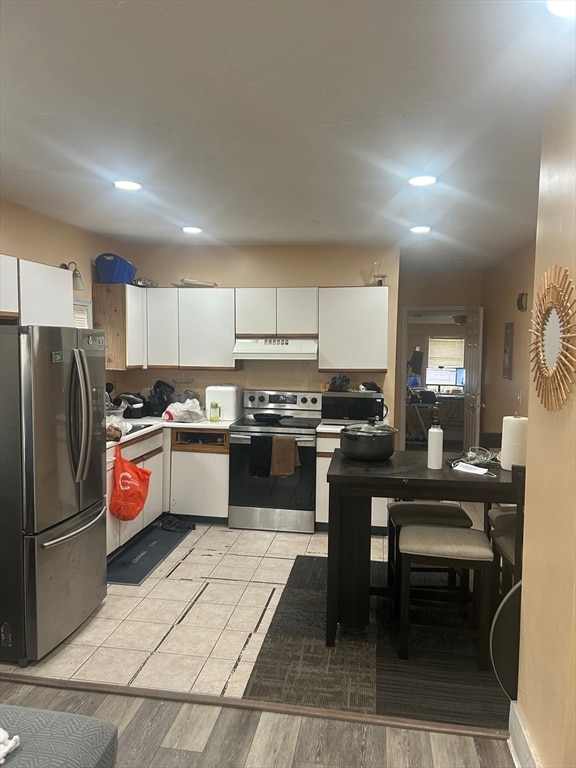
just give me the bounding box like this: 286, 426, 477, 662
233, 338, 318, 361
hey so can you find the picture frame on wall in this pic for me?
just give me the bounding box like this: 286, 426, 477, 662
503, 322, 514, 379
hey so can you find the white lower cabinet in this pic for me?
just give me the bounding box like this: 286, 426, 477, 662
315, 434, 389, 528
105, 429, 164, 556
170, 428, 229, 519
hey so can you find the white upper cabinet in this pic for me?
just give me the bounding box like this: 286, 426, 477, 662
235, 287, 318, 335
235, 288, 277, 335
93, 283, 146, 369
19, 259, 74, 326
147, 288, 179, 366
318, 286, 388, 370
0, 254, 19, 315
179, 288, 236, 368
277, 287, 318, 335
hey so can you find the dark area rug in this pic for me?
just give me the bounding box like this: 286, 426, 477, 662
243, 555, 510, 730
107, 516, 193, 585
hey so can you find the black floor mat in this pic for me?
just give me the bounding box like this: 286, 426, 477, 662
107, 518, 193, 585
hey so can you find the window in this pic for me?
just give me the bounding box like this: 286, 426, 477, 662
428, 337, 465, 369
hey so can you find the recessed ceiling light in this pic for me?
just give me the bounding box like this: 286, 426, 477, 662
113, 180, 142, 191
408, 175, 437, 186
546, 0, 576, 18
182, 226, 203, 235
410, 226, 431, 234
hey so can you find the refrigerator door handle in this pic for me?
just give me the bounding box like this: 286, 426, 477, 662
70, 348, 92, 482
41, 507, 106, 549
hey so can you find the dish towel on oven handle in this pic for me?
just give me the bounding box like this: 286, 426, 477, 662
270, 436, 301, 477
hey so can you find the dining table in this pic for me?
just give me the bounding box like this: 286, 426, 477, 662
325, 448, 525, 646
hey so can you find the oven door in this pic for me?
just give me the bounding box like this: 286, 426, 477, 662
228, 432, 316, 533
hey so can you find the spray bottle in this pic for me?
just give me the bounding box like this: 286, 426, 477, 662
427, 406, 443, 470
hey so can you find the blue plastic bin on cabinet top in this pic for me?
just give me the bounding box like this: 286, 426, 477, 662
95, 253, 137, 284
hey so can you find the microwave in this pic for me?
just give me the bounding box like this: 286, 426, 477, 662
321, 391, 387, 424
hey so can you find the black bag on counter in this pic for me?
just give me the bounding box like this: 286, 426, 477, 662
147, 380, 175, 416
328, 374, 350, 392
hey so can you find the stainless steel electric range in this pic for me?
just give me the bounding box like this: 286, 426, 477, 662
228, 390, 322, 533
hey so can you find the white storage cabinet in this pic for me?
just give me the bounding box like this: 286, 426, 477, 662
315, 432, 389, 527
170, 428, 229, 519
19, 259, 74, 327
318, 286, 388, 370
106, 429, 164, 555
147, 288, 179, 366
179, 288, 236, 367
235, 287, 318, 336
0, 254, 19, 316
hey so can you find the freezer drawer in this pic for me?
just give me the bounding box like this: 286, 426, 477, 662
24, 503, 107, 661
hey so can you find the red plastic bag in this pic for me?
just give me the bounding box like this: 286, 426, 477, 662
109, 445, 152, 521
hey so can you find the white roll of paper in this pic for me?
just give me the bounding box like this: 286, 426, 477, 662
500, 416, 528, 471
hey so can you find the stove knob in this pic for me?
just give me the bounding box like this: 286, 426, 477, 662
258, 395, 265, 402
301, 397, 308, 404
311, 397, 318, 404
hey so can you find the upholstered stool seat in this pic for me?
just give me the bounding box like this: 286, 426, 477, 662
488, 503, 517, 530
398, 524, 494, 668
0, 704, 118, 768
387, 501, 473, 591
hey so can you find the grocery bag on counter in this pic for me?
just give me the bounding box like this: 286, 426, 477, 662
162, 398, 203, 422
109, 446, 151, 520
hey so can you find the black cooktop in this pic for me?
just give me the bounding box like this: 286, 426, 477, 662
231, 415, 321, 434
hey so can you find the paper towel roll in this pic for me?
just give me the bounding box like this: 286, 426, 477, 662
500, 416, 528, 471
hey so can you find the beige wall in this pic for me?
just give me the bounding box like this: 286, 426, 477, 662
0, 199, 120, 301
0, 203, 400, 416
518, 84, 576, 768
481, 243, 534, 432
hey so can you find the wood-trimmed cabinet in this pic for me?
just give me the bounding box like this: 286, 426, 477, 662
179, 288, 237, 368
93, 283, 146, 370
0, 254, 19, 318
19, 259, 74, 327
106, 429, 164, 555
315, 432, 389, 527
318, 286, 388, 370
235, 287, 318, 336
170, 428, 229, 519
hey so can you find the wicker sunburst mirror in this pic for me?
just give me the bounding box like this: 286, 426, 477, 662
530, 265, 576, 411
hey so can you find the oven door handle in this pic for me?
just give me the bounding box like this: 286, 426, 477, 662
230, 433, 316, 446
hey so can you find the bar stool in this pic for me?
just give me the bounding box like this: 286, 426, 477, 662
398, 524, 494, 668
387, 501, 473, 594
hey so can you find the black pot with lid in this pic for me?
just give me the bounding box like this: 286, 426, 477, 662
340, 419, 398, 461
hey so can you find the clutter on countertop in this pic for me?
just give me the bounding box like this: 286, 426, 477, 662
328, 373, 350, 391
162, 398, 203, 422
359, 381, 382, 392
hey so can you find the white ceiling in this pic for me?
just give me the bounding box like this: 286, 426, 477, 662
1, 0, 574, 271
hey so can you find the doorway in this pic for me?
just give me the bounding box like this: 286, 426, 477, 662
399, 306, 483, 452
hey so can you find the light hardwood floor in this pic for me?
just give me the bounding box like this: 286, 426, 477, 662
0, 679, 515, 768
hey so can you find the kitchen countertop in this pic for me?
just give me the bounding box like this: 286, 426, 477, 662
107, 418, 391, 448
106, 417, 238, 449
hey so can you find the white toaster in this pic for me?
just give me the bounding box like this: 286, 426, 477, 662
204, 385, 243, 422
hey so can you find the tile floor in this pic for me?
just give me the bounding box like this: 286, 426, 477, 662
0, 503, 485, 700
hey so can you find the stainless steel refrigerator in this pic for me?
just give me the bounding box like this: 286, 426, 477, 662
0, 325, 107, 665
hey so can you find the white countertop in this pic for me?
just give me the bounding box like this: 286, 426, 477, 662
107, 418, 386, 448
106, 416, 238, 449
